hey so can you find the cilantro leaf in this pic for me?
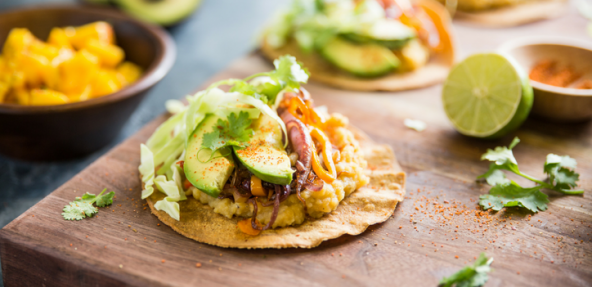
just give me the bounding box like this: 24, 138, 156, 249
241, 55, 309, 103
478, 168, 510, 186
72, 199, 99, 216
95, 190, 115, 207
202, 129, 225, 152
80, 193, 96, 201
227, 111, 253, 142
201, 111, 254, 156
62, 203, 90, 221
479, 181, 548, 213
62, 189, 115, 220
271, 55, 309, 89
546, 154, 577, 169
479, 137, 520, 175
439, 253, 493, 287
544, 154, 580, 192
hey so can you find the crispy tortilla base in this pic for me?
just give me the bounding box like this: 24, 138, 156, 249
260, 0, 455, 92
454, 0, 568, 28
146, 127, 406, 249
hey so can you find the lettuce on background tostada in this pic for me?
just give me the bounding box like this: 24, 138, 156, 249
261, 0, 455, 91
139, 56, 405, 248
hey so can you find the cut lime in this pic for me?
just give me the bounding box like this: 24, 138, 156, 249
442, 53, 533, 139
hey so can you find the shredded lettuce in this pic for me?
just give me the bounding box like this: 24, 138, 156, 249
154, 197, 180, 221
139, 144, 155, 199
266, 0, 414, 51
146, 111, 185, 152
165, 99, 187, 114
154, 175, 186, 201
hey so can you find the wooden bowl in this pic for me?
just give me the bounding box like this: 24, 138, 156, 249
498, 37, 592, 122
0, 5, 175, 161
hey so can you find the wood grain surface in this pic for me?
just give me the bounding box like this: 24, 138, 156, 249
1, 6, 591, 287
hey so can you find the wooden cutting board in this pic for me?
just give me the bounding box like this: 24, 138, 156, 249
2, 11, 592, 287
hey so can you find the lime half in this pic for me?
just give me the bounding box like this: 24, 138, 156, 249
442, 53, 533, 139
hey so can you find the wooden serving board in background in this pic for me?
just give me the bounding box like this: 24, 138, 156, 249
2, 8, 592, 287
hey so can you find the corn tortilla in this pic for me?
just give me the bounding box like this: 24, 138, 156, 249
260, 0, 455, 92
146, 127, 406, 249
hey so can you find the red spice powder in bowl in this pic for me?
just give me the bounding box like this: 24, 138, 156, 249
498, 37, 592, 122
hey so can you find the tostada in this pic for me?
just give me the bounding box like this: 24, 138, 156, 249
442, 0, 568, 28
139, 56, 405, 248
261, 0, 455, 91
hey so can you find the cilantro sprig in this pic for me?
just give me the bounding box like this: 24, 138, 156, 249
240, 55, 309, 103
477, 137, 583, 213
439, 253, 493, 287
62, 189, 115, 220
201, 111, 254, 154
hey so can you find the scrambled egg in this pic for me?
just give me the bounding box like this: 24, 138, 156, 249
191, 112, 369, 228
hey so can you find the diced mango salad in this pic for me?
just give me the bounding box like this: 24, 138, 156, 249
0, 22, 143, 106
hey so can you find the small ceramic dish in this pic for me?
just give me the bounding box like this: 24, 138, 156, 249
499, 37, 592, 122
0, 5, 176, 160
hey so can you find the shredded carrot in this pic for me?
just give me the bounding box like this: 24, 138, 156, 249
309, 127, 336, 183
238, 218, 261, 236
288, 96, 311, 124
304, 99, 325, 129
288, 96, 325, 129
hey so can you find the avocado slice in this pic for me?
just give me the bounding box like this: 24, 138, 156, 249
342, 19, 415, 50
184, 115, 235, 197
320, 37, 400, 77
117, 0, 202, 26
233, 114, 292, 185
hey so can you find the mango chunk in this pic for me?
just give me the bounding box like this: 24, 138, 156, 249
83, 39, 124, 68
29, 41, 60, 61
116, 61, 143, 87
12, 52, 51, 87
47, 28, 73, 50
29, 89, 69, 106
58, 49, 99, 94
91, 70, 121, 98
2, 28, 36, 59
68, 21, 115, 49
66, 85, 92, 102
